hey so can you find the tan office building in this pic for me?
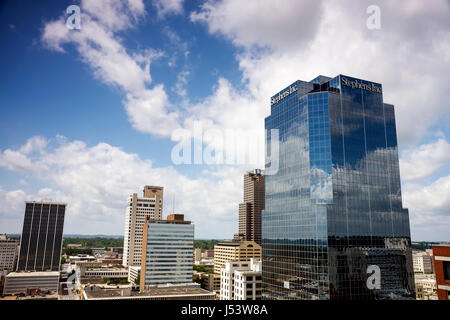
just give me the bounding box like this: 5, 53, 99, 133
214, 241, 262, 275
238, 170, 265, 245
123, 186, 163, 267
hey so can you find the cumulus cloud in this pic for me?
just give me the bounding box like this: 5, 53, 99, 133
403, 175, 450, 241
153, 0, 184, 17
34, 1, 450, 240
400, 138, 450, 181
41, 0, 181, 136
190, 0, 322, 50
0, 136, 246, 237
191, 0, 450, 146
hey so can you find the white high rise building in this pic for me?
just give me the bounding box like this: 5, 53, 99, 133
123, 186, 163, 267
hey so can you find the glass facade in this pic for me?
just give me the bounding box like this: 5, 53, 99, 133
262, 75, 415, 300
143, 221, 194, 285
17, 202, 66, 271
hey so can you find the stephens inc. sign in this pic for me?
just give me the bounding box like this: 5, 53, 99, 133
341, 77, 382, 94
271, 84, 298, 105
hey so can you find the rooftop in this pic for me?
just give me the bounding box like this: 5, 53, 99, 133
83, 283, 214, 300
6, 271, 60, 278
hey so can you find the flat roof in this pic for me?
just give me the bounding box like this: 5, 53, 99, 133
84, 285, 214, 299
25, 201, 67, 205
216, 241, 243, 247
6, 271, 60, 277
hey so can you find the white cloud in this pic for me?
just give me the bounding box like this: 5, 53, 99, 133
80, 0, 146, 31
0, 188, 27, 218
190, 0, 322, 50
34, 1, 450, 241
41, 1, 181, 136
403, 175, 450, 241
400, 138, 450, 181
0, 136, 246, 237
153, 0, 184, 17
191, 0, 450, 146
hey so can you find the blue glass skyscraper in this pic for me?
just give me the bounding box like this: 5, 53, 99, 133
263, 75, 415, 300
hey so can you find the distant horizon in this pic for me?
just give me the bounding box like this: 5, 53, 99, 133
4, 233, 449, 243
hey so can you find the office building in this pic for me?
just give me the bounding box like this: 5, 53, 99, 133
220, 258, 262, 300
3, 271, 60, 295
432, 245, 450, 300
413, 251, 434, 274
140, 214, 194, 289
238, 170, 265, 245
0, 234, 18, 270
194, 248, 202, 262
263, 75, 414, 300
193, 271, 220, 292
17, 201, 66, 271
123, 186, 163, 267
414, 274, 437, 300
214, 241, 261, 275
128, 266, 140, 285
203, 250, 214, 258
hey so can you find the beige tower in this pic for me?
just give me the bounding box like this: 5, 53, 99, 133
238, 170, 265, 245
123, 186, 163, 267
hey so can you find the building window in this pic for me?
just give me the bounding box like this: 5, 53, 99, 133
443, 261, 450, 281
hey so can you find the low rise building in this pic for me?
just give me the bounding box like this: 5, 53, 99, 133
414, 273, 437, 300
220, 259, 262, 300
193, 271, 220, 293
68, 255, 96, 263
92, 248, 106, 256
3, 271, 59, 295
432, 245, 450, 300
203, 250, 214, 258
75, 261, 127, 284
81, 283, 215, 300
194, 248, 202, 263
0, 234, 18, 270
413, 251, 434, 274
128, 266, 140, 285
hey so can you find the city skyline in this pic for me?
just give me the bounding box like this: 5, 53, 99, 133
1, 0, 450, 241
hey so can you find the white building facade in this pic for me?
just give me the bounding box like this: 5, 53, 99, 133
123, 186, 163, 267
413, 251, 434, 274
128, 266, 140, 284
0, 235, 18, 270
220, 258, 262, 300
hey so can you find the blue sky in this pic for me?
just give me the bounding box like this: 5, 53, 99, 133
0, 0, 449, 240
